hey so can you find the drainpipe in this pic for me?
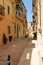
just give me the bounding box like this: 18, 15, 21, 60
39, 0, 41, 26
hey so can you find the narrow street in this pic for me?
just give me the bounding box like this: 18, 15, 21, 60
17, 38, 35, 65
0, 38, 35, 65
0, 0, 43, 65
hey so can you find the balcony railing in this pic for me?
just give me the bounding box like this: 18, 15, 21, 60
0, 5, 5, 16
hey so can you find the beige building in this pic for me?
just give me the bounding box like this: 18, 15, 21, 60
28, 22, 34, 38
32, 0, 37, 34
11, 0, 28, 38
33, 0, 43, 64
37, 0, 43, 64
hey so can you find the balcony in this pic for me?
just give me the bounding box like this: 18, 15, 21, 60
32, 0, 36, 6
33, 7, 37, 16
0, 5, 5, 16
15, 12, 23, 21
15, 4, 23, 21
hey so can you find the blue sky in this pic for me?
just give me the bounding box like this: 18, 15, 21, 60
22, 0, 33, 22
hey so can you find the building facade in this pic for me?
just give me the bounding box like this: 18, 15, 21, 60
0, 0, 14, 45
32, 0, 38, 35
37, 0, 43, 64
11, 0, 28, 38
33, 0, 43, 64
0, 0, 27, 45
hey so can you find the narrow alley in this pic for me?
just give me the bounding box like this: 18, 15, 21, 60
0, 38, 35, 65
17, 38, 35, 65
0, 0, 43, 65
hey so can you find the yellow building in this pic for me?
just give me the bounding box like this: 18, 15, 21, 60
0, 0, 27, 45
11, 0, 28, 38
0, 0, 14, 45
21, 2, 28, 37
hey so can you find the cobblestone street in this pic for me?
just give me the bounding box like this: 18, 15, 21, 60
17, 38, 35, 65
1, 0, 43, 65
0, 38, 28, 65
0, 38, 35, 65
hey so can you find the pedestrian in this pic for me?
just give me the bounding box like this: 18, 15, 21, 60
5, 55, 10, 65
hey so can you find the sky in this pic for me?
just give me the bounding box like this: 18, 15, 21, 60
22, 0, 33, 22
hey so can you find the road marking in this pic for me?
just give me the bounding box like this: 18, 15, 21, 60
26, 53, 30, 60
32, 40, 37, 44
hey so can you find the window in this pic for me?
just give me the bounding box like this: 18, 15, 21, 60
8, 26, 10, 34
14, 22, 16, 33
16, 4, 20, 16
0, 5, 5, 15
8, 6, 10, 14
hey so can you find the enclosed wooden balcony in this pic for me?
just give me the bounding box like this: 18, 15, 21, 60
14, 4, 23, 21
32, 0, 36, 7
33, 6, 37, 16
0, 5, 5, 16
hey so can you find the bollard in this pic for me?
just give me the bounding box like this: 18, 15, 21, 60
5, 55, 10, 65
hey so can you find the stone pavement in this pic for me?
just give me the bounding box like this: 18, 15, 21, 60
0, 38, 39, 65
17, 39, 35, 65
31, 40, 43, 65
17, 39, 42, 65
0, 38, 29, 65
31, 40, 40, 65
